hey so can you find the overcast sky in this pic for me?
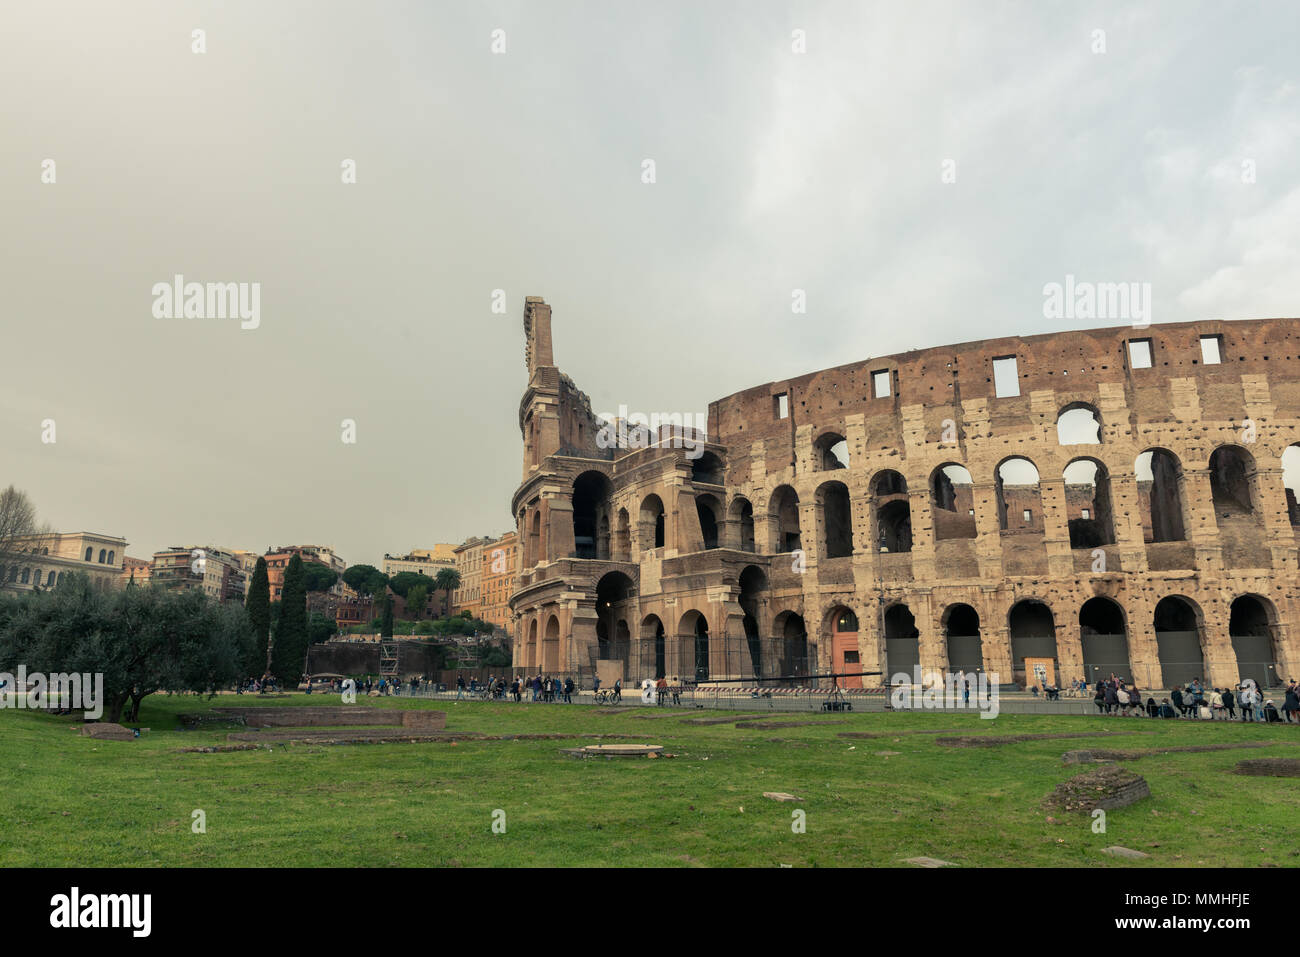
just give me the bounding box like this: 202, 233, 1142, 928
1, 0, 1297, 567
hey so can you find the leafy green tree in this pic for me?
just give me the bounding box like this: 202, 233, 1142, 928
342, 563, 388, 596
307, 611, 335, 645
245, 556, 271, 674
433, 567, 461, 617
0, 574, 253, 723
406, 583, 428, 621
380, 591, 394, 637
301, 562, 339, 593
271, 554, 308, 683
388, 571, 433, 598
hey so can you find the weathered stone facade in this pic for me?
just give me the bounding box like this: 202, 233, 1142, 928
509, 298, 1300, 691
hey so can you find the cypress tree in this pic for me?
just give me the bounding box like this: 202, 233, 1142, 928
245, 556, 271, 676
380, 590, 394, 637
271, 553, 308, 684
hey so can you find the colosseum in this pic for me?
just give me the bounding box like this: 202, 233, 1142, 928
509, 297, 1299, 693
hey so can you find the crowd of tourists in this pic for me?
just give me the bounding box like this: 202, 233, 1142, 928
454, 673, 581, 703
1069, 673, 1300, 722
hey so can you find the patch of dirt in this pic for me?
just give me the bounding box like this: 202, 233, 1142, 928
938, 731, 1145, 748
1064, 742, 1277, 763
838, 728, 966, 740
1233, 758, 1300, 777
741, 720, 849, 730
79, 723, 135, 741
679, 715, 766, 726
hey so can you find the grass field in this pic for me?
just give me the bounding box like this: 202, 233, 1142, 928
2, 694, 1297, 867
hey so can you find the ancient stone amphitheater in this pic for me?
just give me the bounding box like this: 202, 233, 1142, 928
509, 298, 1299, 692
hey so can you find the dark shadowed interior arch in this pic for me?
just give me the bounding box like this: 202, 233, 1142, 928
1136, 449, 1186, 542
1229, 595, 1278, 688
572, 471, 613, 559
771, 485, 801, 552
1009, 600, 1056, 688
1079, 596, 1133, 684
1153, 596, 1205, 690
884, 603, 919, 679
818, 480, 854, 558
944, 603, 982, 674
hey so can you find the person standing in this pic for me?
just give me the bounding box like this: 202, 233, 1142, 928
1221, 685, 1236, 720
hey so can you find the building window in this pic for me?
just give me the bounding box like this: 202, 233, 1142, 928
992, 356, 1020, 397
85, 547, 93, 562
1128, 338, 1153, 369
1023, 509, 1032, 523
1081, 508, 1090, 519
107, 551, 115, 564
844, 651, 860, 664
98, 549, 106, 563
774, 393, 789, 419
1200, 335, 1222, 365
872, 369, 891, 398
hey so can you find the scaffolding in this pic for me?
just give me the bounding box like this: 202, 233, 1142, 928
379, 638, 399, 679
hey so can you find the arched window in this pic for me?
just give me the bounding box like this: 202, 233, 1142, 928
639, 494, 666, 550
817, 480, 854, 558
1064, 458, 1115, 548
98, 549, 106, 563
930, 463, 976, 541
107, 550, 115, 564
770, 486, 801, 552
1135, 449, 1186, 543
1057, 404, 1102, 444
21, 568, 31, 584
695, 494, 722, 550
1208, 445, 1258, 518
813, 432, 849, 471
85, 547, 93, 562
995, 457, 1042, 532
872, 471, 911, 553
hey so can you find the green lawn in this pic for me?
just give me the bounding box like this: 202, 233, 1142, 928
2, 695, 1297, 867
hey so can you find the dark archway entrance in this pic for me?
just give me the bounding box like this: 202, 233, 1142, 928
1078, 597, 1134, 685
1230, 595, 1278, 688
944, 604, 983, 674
884, 603, 920, 680
1153, 596, 1205, 690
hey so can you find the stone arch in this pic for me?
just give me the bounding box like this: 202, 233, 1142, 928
883, 603, 920, 680
678, 609, 711, 681
770, 485, 802, 552
1153, 595, 1206, 690
1078, 596, 1134, 685
995, 456, 1042, 532
729, 496, 755, 552
930, 463, 976, 541
525, 618, 539, 670
773, 610, 809, 683
813, 431, 850, 471
1229, 594, 1280, 688
1208, 444, 1259, 519
871, 470, 911, 553
572, 470, 613, 559
695, 493, 722, 550
642, 613, 666, 678
639, 494, 665, 550
691, 451, 725, 485
597, 571, 636, 676
1057, 403, 1103, 445
739, 565, 768, 677
1064, 457, 1116, 548
542, 614, 561, 673
1009, 599, 1057, 690
943, 603, 983, 675
816, 480, 854, 558
1135, 448, 1186, 543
